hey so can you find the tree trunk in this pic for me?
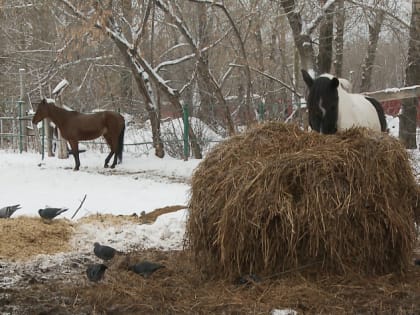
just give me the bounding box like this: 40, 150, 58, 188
399, 0, 420, 149
280, 0, 317, 72
196, 4, 217, 128
278, 15, 290, 120
359, 10, 384, 91
112, 38, 165, 158
334, 0, 345, 77
318, 0, 334, 73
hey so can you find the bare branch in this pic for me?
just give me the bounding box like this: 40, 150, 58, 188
345, 0, 410, 28
71, 194, 87, 219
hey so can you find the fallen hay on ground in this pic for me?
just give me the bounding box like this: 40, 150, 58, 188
0, 216, 73, 260
4, 248, 420, 314
187, 122, 420, 279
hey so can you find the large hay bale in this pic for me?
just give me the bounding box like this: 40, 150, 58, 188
187, 122, 420, 279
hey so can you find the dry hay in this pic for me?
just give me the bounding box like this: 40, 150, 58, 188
5, 248, 420, 314
187, 122, 420, 279
78, 205, 186, 225
0, 216, 72, 260
138, 205, 186, 224
77, 213, 140, 226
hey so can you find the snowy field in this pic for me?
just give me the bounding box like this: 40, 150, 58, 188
0, 150, 201, 252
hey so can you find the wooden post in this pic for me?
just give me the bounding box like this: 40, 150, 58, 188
46, 119, 54, 157
56, 96, 68, 160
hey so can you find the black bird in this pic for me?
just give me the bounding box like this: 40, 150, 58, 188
38, 207, 68, 220
93, 242, 118, 261
415, 258, 420, 266
236, 273, 261, 286
0, 204, 21, 218
128, 261, 165, 278
86, 263, 107, 282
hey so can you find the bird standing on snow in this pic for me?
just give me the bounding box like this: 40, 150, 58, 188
86, 263, 108, 282
0, 204, 21, 218
93, 242, 118, 261
38, 207, 68, 220
128, 261, 165, 278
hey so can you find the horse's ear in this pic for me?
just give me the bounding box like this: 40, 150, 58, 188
330, 77, 340, 89
301, 69, 313, 87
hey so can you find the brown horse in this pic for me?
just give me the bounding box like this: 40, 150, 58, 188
32, 98, 125, 171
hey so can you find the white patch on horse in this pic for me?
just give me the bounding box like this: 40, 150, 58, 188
319, 98, 326, 117
336, 86, 381, 131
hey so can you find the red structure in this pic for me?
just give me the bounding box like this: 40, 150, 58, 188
381, 97, 420, 125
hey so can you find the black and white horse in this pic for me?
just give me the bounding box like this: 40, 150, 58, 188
301, 69, 387, 134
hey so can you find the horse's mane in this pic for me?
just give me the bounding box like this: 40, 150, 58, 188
320, 73, 352, 92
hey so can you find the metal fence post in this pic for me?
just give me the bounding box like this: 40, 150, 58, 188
18, 100, 23, 153
258, 102, 265, 121
183, 104, 189, 160
41, 119, 45, 160
18, 68, 25, 153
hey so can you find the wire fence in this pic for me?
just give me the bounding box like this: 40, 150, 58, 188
2, 99, 420, 159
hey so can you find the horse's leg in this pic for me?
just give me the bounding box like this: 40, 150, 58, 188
68, 140, 81, 171
110, 149, 118, 169
104, 152, 114, 168
103, 134, 114, 168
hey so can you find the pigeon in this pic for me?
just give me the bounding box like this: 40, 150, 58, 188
236, 273, 261, 286
128, 261, 165, 278
38, 207, 68, 220
93, 242, 118, 261
86, 263, 107, 282
0, 204, 21, 218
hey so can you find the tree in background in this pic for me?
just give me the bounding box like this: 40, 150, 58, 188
399, 0, 420, 148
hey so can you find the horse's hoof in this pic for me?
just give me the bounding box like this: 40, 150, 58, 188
104, 164, 109, 168
110, 165, 116, 169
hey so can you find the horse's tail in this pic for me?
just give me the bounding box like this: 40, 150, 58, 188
366, 97, 387, 132
117, 124, 125, 164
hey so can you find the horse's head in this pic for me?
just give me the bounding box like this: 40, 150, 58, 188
32, 98, 51, 124
301, 69, 340, 134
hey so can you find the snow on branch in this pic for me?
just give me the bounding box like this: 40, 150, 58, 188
59, 55, 114, 69
52, 79, 69, 97
59, 0, 88, 21
302, 0, 339, 35
155, 1, 199, 51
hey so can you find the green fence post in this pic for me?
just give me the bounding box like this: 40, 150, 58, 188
258, 102, 265, 121
182, 104, 189, 160
18, 100, 23, 153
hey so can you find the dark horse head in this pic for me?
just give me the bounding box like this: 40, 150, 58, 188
32, 98, 51, 125
301, 69, 387, 134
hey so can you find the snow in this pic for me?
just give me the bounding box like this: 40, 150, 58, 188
52, 79, 69, 95
0, 152, 198, 219
0, 150, 200, 251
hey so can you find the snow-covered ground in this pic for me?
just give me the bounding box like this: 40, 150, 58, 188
1, 151, 201, 252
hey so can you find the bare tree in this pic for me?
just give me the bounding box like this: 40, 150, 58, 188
318, 0, 334, 73
359, 8, 385, 91
57, 0, 203, 158
399, 0, 420, 148
334, 0, 345, 77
